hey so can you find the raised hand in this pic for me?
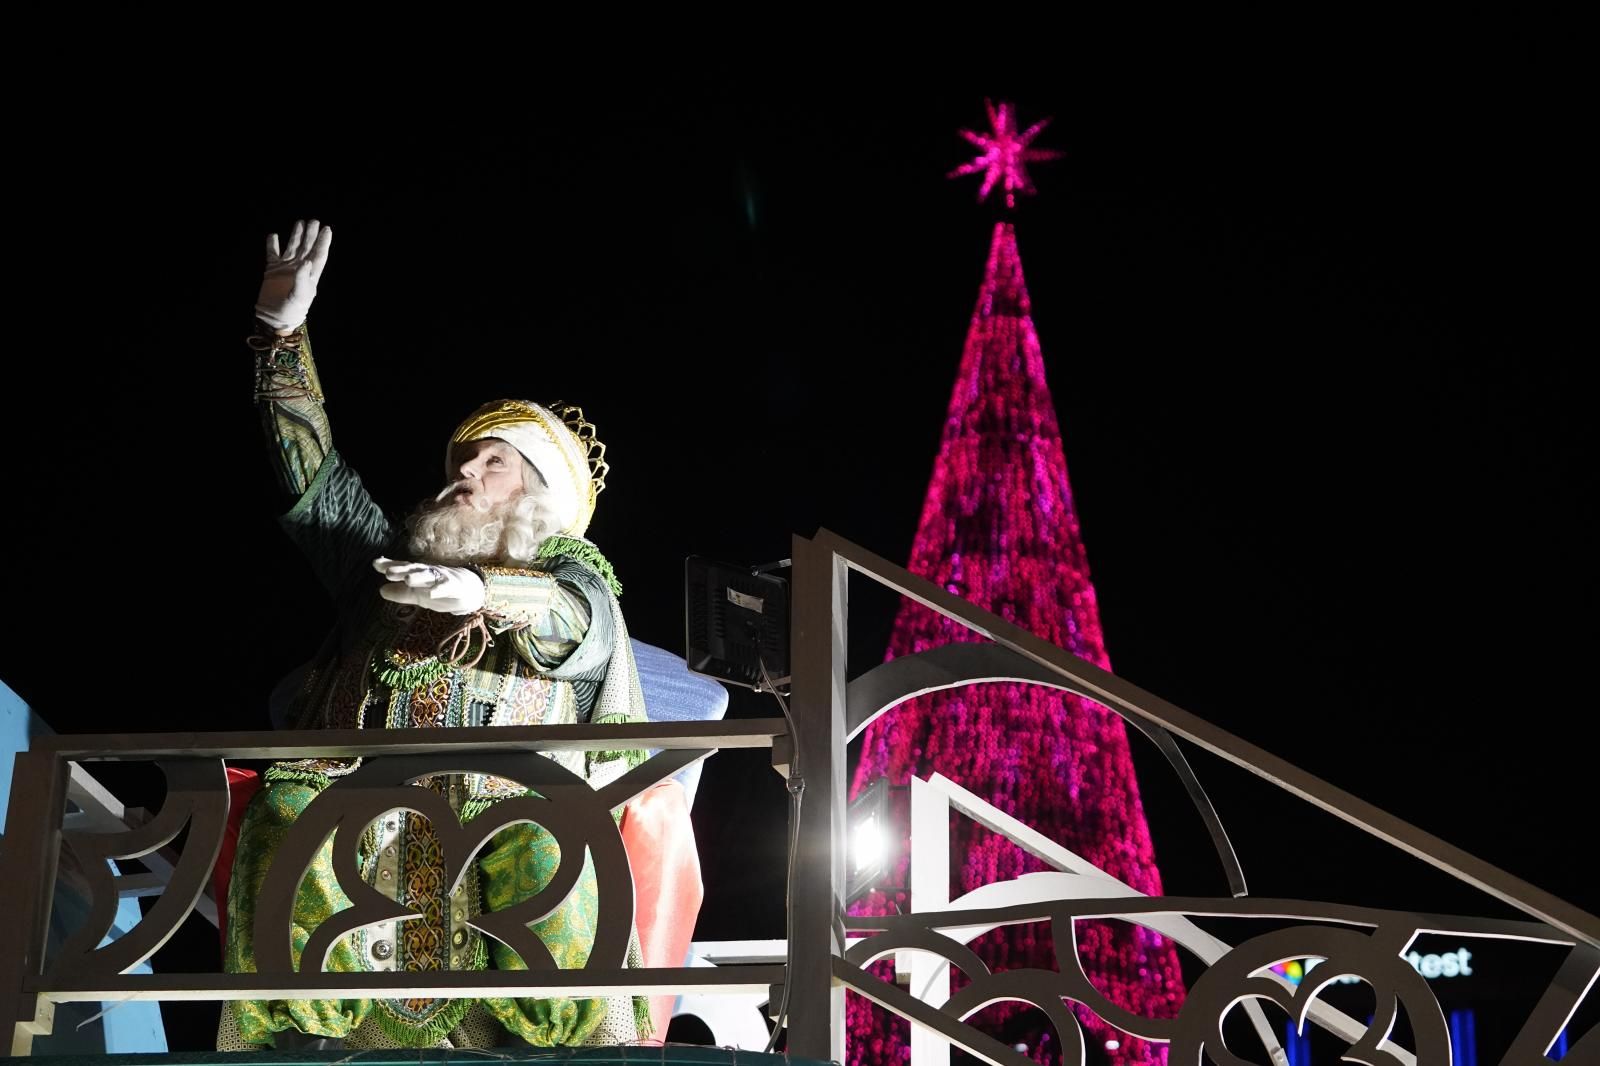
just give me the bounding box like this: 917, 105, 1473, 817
255, 219, 332, 332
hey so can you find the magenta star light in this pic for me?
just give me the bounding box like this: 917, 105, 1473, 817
948, 99, 1064, 207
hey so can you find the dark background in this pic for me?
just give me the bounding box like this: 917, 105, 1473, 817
3, 49, 1592, 1054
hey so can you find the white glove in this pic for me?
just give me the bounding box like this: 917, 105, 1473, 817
373, 557, 486, 615
256, 219, 333, 331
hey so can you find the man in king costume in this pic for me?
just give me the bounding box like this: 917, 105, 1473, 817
218, 219, 655, 1051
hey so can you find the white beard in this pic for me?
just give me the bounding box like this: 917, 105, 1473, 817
405, 481, 560, 566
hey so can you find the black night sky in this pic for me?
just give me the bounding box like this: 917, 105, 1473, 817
3, 53, 1593, 1055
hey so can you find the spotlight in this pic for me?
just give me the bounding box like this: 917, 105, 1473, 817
847, 776, 890, 903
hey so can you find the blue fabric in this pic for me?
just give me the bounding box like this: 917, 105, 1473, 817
631, 639, 730, 809
1, 680, 169, 1054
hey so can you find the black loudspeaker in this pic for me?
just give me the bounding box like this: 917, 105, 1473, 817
684, 556, 791, 692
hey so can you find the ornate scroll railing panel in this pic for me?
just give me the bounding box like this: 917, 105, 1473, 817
789, 530, 1598, 1064
837, 772, 1597, 1066
1, 530, 1595, 1061
839, 899, 1598, 1066
0, 723, 791, 1055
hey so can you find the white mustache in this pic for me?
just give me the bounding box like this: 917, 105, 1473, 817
432, 480, 491, 512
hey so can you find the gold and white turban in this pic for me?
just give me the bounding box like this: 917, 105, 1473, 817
448, 400, 608, 538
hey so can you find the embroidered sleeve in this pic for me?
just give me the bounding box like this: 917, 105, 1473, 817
278, 451, 393, 603
251, 322, 333, 497
477, 566, 593, 669
253, 322, 392, 600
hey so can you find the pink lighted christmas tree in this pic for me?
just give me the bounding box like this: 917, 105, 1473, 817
846, 106, 1185, 1066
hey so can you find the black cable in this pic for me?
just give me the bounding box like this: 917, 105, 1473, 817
757, 654, 802, 1054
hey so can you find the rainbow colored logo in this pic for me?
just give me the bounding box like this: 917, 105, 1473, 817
1269, 958, 1363, 986
1270, 960, 1307, 984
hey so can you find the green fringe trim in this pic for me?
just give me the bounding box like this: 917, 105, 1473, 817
588, 750, 645, 767
262, 765, 332, 789
587, 711, 649, 771
590, 711, 646, 727
375, 655, 454, 692
371, 990, 473, 1048
536, 536, 622, 597
369, 933, 489, 1047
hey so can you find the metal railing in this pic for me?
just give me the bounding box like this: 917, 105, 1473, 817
1, 530, 1592, 1063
